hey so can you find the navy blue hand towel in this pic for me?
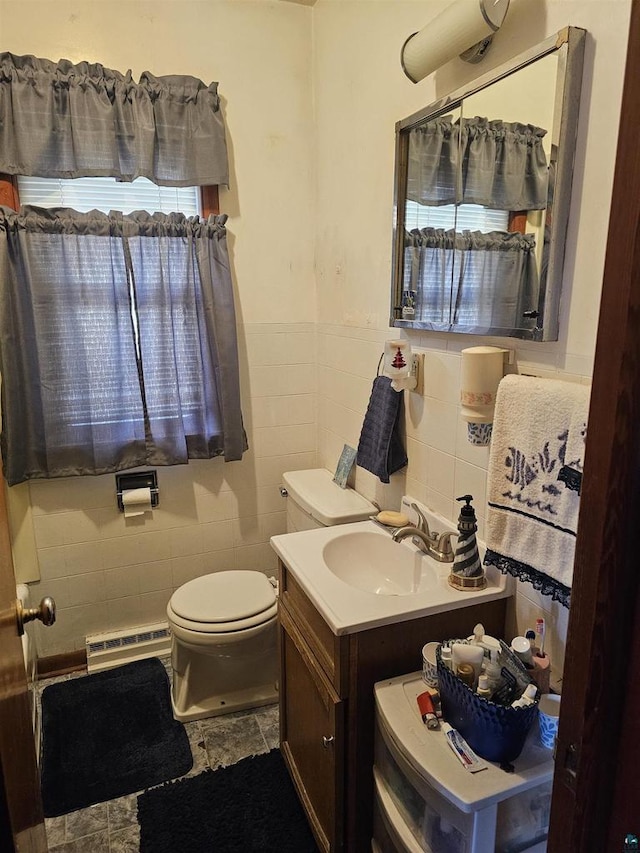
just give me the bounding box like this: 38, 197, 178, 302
356, 376, 408, 484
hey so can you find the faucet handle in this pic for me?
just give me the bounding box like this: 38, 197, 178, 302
436, 530, 459, 560
410, 503, 430, 535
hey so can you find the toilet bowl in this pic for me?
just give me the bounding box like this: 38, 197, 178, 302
167, 570, 279, 722
167, 469, 376, 722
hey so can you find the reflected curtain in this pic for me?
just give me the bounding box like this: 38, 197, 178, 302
0, 206, 246, 485
407, 116, 548, 210
0, 53, 228, 186
405, 228, 539, 330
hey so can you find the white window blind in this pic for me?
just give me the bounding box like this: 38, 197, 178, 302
17, 176, 201, 216
404, 201, 509, 233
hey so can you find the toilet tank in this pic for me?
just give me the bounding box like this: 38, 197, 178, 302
282, 468, 376, 532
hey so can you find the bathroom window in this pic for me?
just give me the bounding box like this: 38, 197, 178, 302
15, 176, 220, 219
17, 176, 203, 216
0, 202, 246, 486
0, 53, 244, 485
404, 200, 510, 233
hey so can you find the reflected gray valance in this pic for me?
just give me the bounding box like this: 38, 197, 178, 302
404, 228, 539, 331
0, 53, 229, 186
0, 205, 245, 485
407, 116, 548, 210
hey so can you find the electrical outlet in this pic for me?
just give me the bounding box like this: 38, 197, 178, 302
410, 353, 425, 395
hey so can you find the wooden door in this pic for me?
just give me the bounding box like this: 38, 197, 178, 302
0, 470, 47, 852
547, 3, 640, 850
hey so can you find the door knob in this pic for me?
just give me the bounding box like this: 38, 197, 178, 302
16, 596, 56, 635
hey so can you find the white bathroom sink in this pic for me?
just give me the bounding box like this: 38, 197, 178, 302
271, 516, 511, 635
322, 531, 438, 595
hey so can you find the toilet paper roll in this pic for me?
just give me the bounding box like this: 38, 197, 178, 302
122, 487, 153, 518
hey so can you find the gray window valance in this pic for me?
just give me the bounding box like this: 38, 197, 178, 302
404, 227, 539, 331
0, 206, 245, 485
407, 116, 548, 211
0, 53, 229, 187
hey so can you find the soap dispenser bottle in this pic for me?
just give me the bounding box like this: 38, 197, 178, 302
448, 494, 487, 591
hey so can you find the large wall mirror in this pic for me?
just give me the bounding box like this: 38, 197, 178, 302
390, 27, 585, 340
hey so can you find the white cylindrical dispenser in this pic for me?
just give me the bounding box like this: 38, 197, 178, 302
460, 346, 507, 445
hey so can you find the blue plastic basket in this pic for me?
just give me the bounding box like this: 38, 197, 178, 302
436, 640, 539, 763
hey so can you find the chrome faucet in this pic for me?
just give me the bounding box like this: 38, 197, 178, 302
410, 502, 430, 535
391, 523, 458, 563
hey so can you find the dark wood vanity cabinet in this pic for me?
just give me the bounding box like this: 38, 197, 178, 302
278, 559, 508, 853
279, 604, 345, 850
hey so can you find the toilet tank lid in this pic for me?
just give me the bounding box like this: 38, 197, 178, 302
282, 468, 376, 526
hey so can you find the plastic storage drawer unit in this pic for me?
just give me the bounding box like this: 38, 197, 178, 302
373, 672, 554, 853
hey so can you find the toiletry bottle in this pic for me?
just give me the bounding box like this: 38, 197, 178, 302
468, 622, 501, 655
456, 663, 475, 688
510, 683, 538, 708
451, 495, 483, 579
526, 629, 537, 652
483, 649, 502, 694
476, 674, 492, 699
402, 291, 416, 320
440, 644, 453, 671
452, 642, 484, 682
535, 618, 546, 657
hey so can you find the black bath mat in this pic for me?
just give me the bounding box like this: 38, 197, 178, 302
137, 749, 319, 853
40, 657, 192, 817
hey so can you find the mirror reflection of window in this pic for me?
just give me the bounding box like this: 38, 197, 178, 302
404, 114, 547, 330
391, 29, 585, 340
404, 201, 509, 232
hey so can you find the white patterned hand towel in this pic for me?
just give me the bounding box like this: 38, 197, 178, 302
557, 398, 588, 494
483, 375, 591, 607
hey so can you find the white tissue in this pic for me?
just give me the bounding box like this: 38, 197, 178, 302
122, 487, 153, 518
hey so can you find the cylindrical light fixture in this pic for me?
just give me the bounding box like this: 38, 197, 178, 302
401, 0, 510, 84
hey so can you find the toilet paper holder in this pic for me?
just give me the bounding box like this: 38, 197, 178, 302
116, 470, 159, 512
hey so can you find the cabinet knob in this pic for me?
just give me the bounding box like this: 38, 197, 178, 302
322, 735, 335, 749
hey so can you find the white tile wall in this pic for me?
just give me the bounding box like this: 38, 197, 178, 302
13, 0, 626, 688
316, 323, 593, 684
30, 322, 317, 657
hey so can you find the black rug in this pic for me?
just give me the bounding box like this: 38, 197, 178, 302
40, 657, 192, 817
137, 749, 319, 853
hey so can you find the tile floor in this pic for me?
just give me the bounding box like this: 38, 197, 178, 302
37, 657, 280, 853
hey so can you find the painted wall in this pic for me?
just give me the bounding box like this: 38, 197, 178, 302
0, 0, 632, 679
313, 0, 632, 686
0, 0, 318, 655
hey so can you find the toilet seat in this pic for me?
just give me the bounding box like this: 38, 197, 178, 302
168, 571, 277, 634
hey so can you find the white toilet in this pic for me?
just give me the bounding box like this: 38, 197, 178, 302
281, 467, 377, 532
167, 468, 376, 722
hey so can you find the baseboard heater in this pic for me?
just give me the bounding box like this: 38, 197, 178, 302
86, 622, 171, 673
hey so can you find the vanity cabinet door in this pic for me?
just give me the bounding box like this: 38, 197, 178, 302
279, 603, 345, 853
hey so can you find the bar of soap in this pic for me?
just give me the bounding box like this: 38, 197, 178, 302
376, 510, 410, 527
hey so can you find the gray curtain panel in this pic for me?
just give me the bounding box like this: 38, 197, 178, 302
0, 53, 229, 186
407, 116, 549, 211
0, 206, 246, 485
405, 227, 539, 331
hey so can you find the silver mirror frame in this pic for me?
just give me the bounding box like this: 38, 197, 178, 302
390, 26, 586, 341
